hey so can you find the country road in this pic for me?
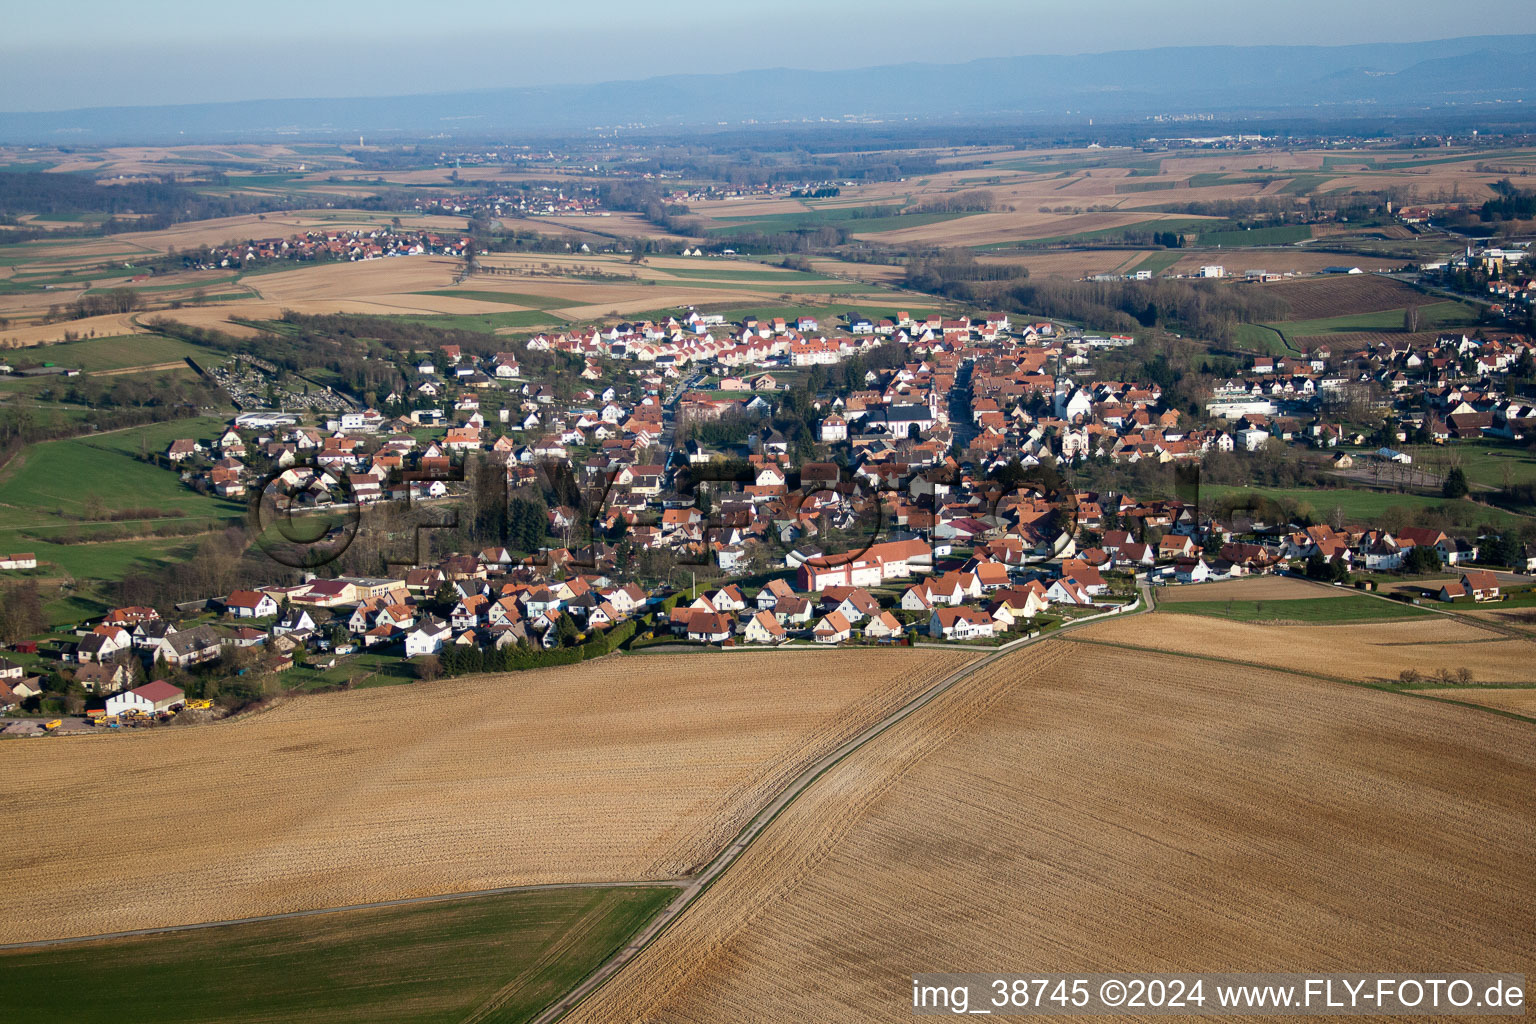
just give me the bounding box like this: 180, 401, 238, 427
522, 581, 1155, 1024
0, 586, 1155, 1021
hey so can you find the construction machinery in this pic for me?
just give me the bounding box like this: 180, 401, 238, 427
42, 719, 61, 732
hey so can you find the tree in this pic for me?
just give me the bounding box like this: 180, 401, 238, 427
1402, 545, 1441, 575
415, 654, 442, 681
1402, 305, 1420, 333
1442, 466, 1469, 500
0, 581, 47, 643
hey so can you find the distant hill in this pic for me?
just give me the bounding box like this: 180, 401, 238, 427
3, 35, 1534, 144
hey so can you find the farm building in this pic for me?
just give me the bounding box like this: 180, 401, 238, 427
105, 680, 185, 717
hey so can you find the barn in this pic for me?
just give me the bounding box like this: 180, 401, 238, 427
105, 680, 186, 717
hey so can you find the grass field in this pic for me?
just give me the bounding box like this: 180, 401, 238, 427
1123, 250, 1184, 276
1232, 321, 1292, 355
0, 886, 674, 1024
0, 417, 242, 578
1159, 594, 1431, 623
5, 333, 212, 372
566, 640, 1536, 1023
0, 648, 975, 943
1266, 299, 1479, 343
1201, 484, 1528, 530
703, 205, 972, 237
1198, 224, 1313, 246
1404, 441, 1536, 490
0, 421, 243, 530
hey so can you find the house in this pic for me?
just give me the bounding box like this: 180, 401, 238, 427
0, 552, 38, 570
1174, 557, 1213, 584
1045, 576, 1094, 606
900, 584, 933, 611
742, 610, 788, 644
928, 606, 996, 640
709, 585, 747, 612
821, 586, 880, 624
77, 626, 133, 664
73, 660, 133, 694
271, 609, 317, 635
812, 610, 853, 644
862, 610, 906, 640
105, 680, 184, 717
150, 625, 223, 667
754, 578, 797, 610
1157, 535, 1197, 561
1455, 569, 1501, 602
685, 611, 734, 644
224, 590, 279, 618
993, 581, 1050, 619
404, 616, 452, 657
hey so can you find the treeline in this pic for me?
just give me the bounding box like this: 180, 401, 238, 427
275, 312, 586, 399
0, 580, 47, 644
113, 526, 298, 613
903, 249, 1028, 293
28, 371, 222, 412
0, 171, 290, 232
42, 287, 143, 323
434, 620, 637, 677
1146, 191, 1397, 225
150, 315, 586, 410
909, 190, 997, 214
908, 263, 1290, 346
1480, 179, 1536, 222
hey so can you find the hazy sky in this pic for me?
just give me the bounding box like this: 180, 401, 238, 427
5, 0, 1535, 111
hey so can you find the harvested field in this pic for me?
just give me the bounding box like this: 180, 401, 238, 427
0, 648, 975, 944
1422, 686, 1536, 717
567, 641, 1536, 1024
1461, 607, 1536, 635
1263, 274, 1432, 319
1077, 612, 1532, 684
1153, 576, 1343, 603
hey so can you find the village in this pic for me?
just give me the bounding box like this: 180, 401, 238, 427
2, 293, 1534, 733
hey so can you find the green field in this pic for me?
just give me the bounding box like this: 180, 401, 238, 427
705, 205, 973, 237
1162, 594, 1432, 623
1203, 484, 1529, 530
0, 436, 240, 525
1277, 175, 1339, 195
981, 217, 1213, 248
417, 289, 570, 309
0, 885, 674, 1024
8, 333, 213, 372
1266, 299, 1479, 340
382, 310, 567, 332
1403, 442, 1536, 491
1124, 250, 1184, 277
1233, 322, 1294, 355
1198, 224, 1313, 246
